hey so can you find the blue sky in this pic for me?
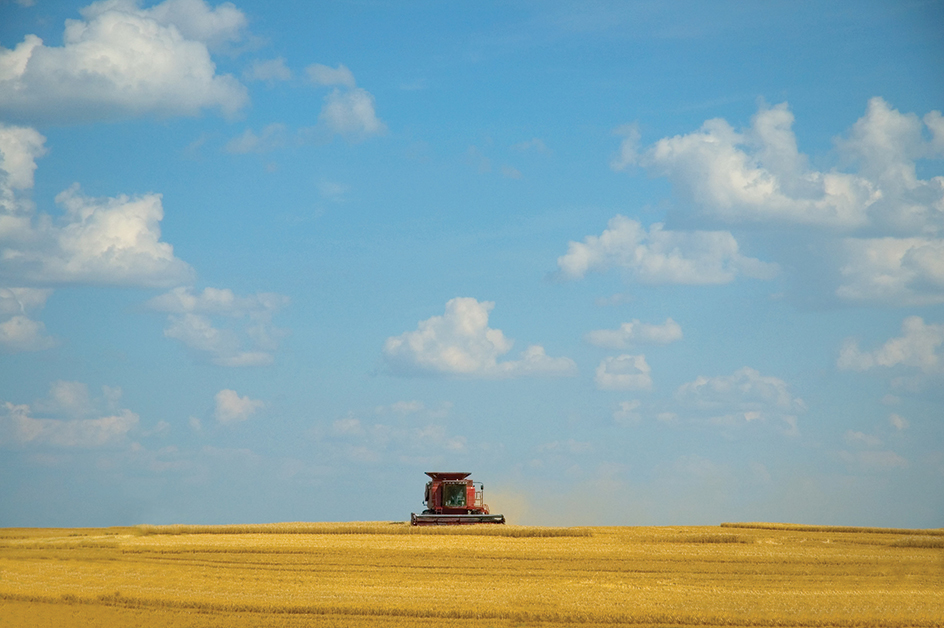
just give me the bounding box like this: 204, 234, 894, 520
1, 0, 942, 528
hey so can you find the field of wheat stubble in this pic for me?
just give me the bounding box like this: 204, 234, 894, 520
1, 522, 942, 627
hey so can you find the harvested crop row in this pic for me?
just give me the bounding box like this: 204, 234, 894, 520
2, 525, 941, 627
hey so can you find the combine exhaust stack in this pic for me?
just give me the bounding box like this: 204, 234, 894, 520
410, 472, 505, 525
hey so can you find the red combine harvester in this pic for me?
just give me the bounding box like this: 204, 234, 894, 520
410, 472, 505, 525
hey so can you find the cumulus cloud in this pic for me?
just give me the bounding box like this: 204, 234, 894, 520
837, 316, 943, 374
243, 57, 292, 84
305, 63, 356, 88
0, 0, 249, 123
3, 187, 190, 288
224, 123, 288, 154
613, 399, 642, 425
148, 286, 289, 367
214, 388, 263, 424
147, 285, 288, 316
383, 297, 577, 378
836, 237, 944, 305
5, 184, 194, 287
835, 98, 944, 234
614, 99, 944, 232
613, 98, 944, 306
297, 63, 385, 140
0, 287, 51, 314
594, 354, 652, 391
557, 215, 777, 284
163, 314, 273, 367
0, 381, 138, 447
1, 126, 194, 287
585, 317, 682, 349
889, 413, 909, 431
0, 124, 45, 217
124, 0, 248, 52
0, 287, 55, 352
318, 88, 386, 138
676, 367, 806, 429
0, 315, 55, 352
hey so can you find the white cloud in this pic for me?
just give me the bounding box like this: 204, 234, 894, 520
613, 98, 944, 306
835, 98, 944, 234
243, 57, 292, 84
0, 0, 248, 123
889, 413, 909, 431
121, 0, 248, 52
318, 88, 386, 138
1, 182, 194, 287
836, 237, 944, 305
557, 215, 777, 284
837, 316, 944, 374
300, 62, 386, 140
147, 285, 288, 317
2, 126, 193, 288
292, 63, 387, 140
2, 125, 197, 349
36, 380, 93, 416
214, 389, 263, 424
594, 354, 652, 391
332, 416, 364, 436
224, 124, 287, 154
0, 381, 139, 447
622, 104, 876, 227
0, 315, 55, 352
610, 123, 640, 171
585, 317, 682, 349
305, 63, 356, 88
383, 297, 577, 378
0, 124, 45, 213
163, 314, 272, 367
676, 367, 806, 427
0, 287, 51, 314
0, 286, 55, 353
615, 100, 944, 231
613, 399, 641, 425
147, 286, 288, 367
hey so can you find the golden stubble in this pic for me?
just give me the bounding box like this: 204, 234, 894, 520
1, 522, 942, 627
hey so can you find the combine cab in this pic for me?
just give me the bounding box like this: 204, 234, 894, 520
410, 472, 505, 525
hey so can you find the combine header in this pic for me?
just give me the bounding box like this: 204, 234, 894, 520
410, 472, 505, 525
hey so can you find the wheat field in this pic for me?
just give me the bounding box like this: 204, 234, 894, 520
1, 522, 942, 627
